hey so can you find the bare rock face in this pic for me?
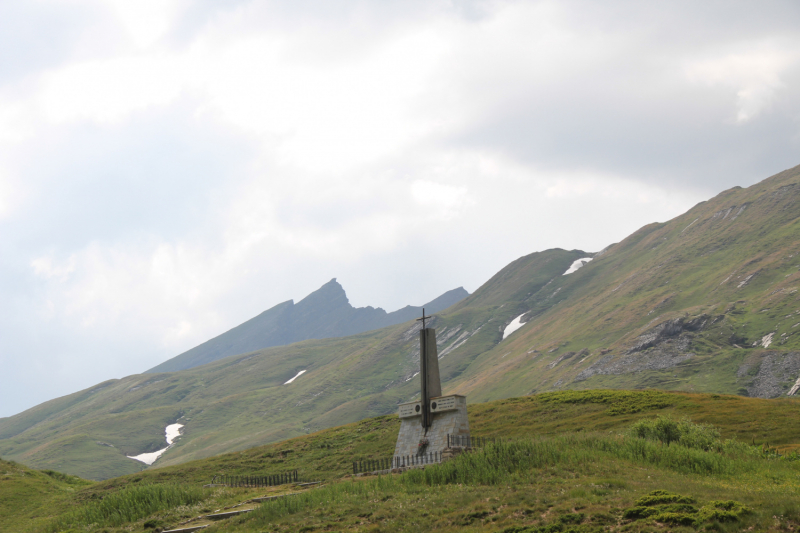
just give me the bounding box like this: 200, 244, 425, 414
626, 316, 709, 354
574, 317, 707, 381
738, 351, 800, 398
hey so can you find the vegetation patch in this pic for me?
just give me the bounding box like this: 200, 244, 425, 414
622, 490, 749, 527
46, 483, 208, 531
535, 390, 674, 415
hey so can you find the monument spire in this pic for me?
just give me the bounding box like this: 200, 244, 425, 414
416, 308, 440, 430
394, 308, 470, 461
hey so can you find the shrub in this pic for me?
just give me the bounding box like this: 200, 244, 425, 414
630, 416, 727, 451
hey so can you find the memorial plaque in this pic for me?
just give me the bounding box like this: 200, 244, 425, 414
399, 402, 422, 419
429, 395, 457, 413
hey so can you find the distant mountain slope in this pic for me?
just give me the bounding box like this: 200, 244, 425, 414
2, 164, 799, 481
447, 163, 800, 403
147, 280, 469, 373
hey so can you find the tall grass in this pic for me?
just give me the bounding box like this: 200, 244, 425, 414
248, 432, 771, 526
407, 433, 748, 486
47, 484, 208, 531
251, 475, 400, 523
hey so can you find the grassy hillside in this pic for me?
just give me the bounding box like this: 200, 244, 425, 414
0, 458, 92, 532
449, 164, 800, 402
2, 164, 799, 482
5, 389, 800, 532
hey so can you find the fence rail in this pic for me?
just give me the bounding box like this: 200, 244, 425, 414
351, 435, 502, 474
213, 470, 298, 488
353, 451, 442, 474
447, 434, 499, 448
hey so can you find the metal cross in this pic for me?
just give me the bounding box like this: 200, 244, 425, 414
416, 308, 433, 329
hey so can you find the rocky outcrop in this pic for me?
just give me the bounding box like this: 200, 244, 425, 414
574, 317, 707, 381
737, 351, 800, 398
626, 316, 708, 354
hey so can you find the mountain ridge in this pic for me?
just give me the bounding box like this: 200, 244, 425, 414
147, 280, 469, 373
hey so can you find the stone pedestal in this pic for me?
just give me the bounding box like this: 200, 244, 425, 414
394, 394, 469, 457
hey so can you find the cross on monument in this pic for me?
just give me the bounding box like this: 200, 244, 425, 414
416, 307, 433, 329
416, 308, 441, 431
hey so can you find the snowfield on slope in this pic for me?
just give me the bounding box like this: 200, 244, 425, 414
127, 423, 184, 465
563, 257, 593, 275
503, 314, 527, 340
284, 369, 307, 384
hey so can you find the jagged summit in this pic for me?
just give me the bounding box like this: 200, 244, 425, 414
146, 280, 469, 373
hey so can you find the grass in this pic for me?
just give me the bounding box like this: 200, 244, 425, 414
0, 458, 93, 532
6, 389, 800, 532
46, 484, 209, 531
218, 432, 800, 532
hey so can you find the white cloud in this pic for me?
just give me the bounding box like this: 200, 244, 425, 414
102, 0, 185, 49
3, 0, 800, 417
38, 54, 185, 125
31, 254, 77, 282
411, 180, 472, 220
685, 42, 800, 123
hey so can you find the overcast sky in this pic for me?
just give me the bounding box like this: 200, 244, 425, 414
1, 0, 799, 418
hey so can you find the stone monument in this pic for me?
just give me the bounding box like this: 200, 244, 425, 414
394, 310, 470, 458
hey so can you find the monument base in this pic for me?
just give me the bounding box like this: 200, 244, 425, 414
394, 395, 469, 457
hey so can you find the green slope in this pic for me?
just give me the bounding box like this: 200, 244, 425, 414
2, 164, 799, 482
448, 164, 800, 403
7, 390, 800, 533
0, 458, 92, 532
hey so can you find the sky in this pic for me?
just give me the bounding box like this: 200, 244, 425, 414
1, 0, 799, 418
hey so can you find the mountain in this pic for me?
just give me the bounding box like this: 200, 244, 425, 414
1, 164, 798, 481
147, 280, 469, 373
450, 163, 800, 403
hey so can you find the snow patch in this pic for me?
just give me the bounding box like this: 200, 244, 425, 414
284, 370, 307, 384
761, 332, 775, 348
789, 375, 800, 396
406, 371, 420, 382
502, 314, 527, 340
127, 423, 183, 465
563, 257, 593, 275
681, 218, 699, 233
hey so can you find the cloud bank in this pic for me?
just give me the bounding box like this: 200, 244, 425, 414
1, 0, 799, 416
